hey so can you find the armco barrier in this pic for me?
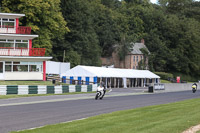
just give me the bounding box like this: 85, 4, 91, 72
0, 84, 98, 95
62, 85, 69, 93
0, 85, 6, 95
28, 86, 38, 94
7, 85, 18, 95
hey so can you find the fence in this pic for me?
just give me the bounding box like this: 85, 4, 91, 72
0, 25, 31, 34
0, 47, 46, 56
0, 84, 98, 95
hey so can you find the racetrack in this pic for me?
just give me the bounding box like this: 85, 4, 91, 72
0, 89, 200, 133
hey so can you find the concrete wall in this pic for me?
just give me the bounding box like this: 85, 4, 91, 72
158, 83, 200, 92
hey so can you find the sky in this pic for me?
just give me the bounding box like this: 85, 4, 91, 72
150, 0, 157, 4
150, 0, 200, 4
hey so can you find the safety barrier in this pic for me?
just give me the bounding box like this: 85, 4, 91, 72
154, 83, 165, 90
0, 84, 98, 95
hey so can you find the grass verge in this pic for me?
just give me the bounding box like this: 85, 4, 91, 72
160, 79, 171, 83
11, 98, 200, 133
0, 92, 94, 99
0, 81, 67, 85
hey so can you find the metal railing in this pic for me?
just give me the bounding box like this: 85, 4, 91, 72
0, 25, 31, 34
0, 47, 45, 56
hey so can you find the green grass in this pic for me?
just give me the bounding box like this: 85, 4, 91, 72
160, 79, 171, 83
11, 98, 200, 133
0, 81, 60, 85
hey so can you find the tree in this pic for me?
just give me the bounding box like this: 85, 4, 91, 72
138, 47, 149, 70
158, 0, 193, 14
114, 0, 147, 68
60, 0, 101, 67
90, 0, 121, 57
1, 0, 69, 56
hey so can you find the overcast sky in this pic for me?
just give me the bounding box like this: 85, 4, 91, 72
150, 0, 200, 4
150, 0, 157, 4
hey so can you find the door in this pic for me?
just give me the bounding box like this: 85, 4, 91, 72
0, 61, 4, 80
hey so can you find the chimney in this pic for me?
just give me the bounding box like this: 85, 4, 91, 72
141, 39, 145, 44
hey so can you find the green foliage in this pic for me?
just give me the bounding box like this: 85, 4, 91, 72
1, 0, 69, 56
1, 0, 200, 79
154, 72, 174, 80
172, 72, 199, 82
91, 0, 120, 57
160, 79, 171, 83
138, 48, 149, 70
60, 0, 101, 66
64, 50, 81, 68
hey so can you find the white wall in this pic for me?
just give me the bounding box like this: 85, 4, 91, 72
46, 61, 70, 75
5, 72, 43, 80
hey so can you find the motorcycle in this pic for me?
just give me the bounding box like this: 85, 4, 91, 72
95, 86, 105, 100
192, 84, 197, 93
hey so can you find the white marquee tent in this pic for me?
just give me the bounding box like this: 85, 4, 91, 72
61, 65, 160, 88
61, 65, 160, 78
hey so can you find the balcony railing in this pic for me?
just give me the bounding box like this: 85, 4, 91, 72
0, 47, 45, 56
0, 25, 31, 34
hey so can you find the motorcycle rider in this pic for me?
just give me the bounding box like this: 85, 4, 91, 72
100, 81, 106, 99
192, 83, 197, 93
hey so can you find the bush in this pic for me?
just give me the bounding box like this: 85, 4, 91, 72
154, 72, 173, 80
172, 73, 199, 82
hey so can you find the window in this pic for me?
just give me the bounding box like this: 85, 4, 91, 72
13, 61, 28, 72
133, 56, 135, 62
13, 62, 20, 64
5, 65, 11, 72
5, 61, 12, 64
0, 62, 3, 73
136, 56, 138, 62
16, 40, 21, 42
15, 43, 28, 48
0, 42, 13, 47
29, 62, 43, 72
1, 18, 15, 28
13, 65, 28, 72
7, 40, 14, 42
0, 39, 28, 48
29, 65, 38, 72
2, 18, 8, 21
5, 61, 12, 72
0, 39, 6, 42
5, 61, 43, 72
22, 40, 28, 43
15, 40, 28, 48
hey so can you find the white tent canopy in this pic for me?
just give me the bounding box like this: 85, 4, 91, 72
61, 65, 160, 79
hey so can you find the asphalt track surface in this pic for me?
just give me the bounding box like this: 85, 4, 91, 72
0, 89, 200, 133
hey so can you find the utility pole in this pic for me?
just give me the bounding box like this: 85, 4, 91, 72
63, 50, 65, 62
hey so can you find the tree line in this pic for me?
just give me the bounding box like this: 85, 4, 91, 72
1, 0, 200, 80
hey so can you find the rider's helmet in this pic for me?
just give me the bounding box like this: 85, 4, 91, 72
192, 83, 197, 89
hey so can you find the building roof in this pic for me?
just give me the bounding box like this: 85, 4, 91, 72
130, 42, 150, 55
61, 65, 160, 79
0, 34, 38, 40
0, 13, 25, 18
0, 56, 52, 61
